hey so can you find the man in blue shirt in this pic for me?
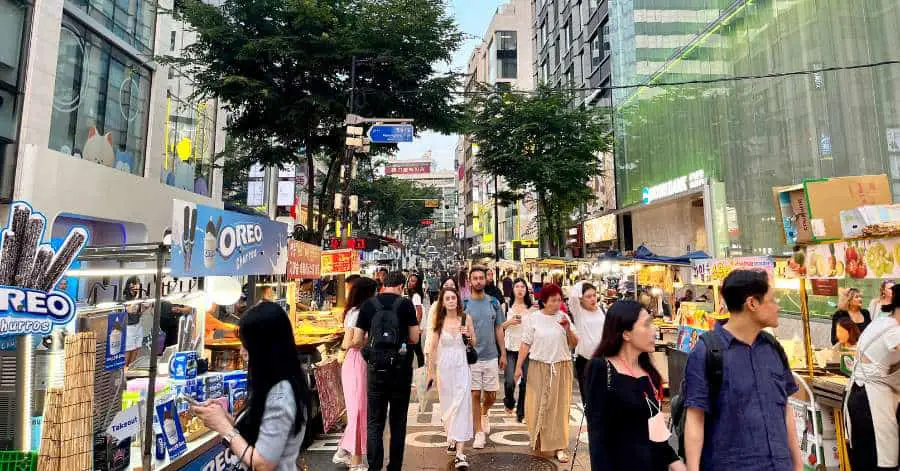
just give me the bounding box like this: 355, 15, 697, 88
684, 269, 803, 471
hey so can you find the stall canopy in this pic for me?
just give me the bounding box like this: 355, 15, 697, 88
632, 244, 709, 265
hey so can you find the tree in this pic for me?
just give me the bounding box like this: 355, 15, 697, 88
165, 0, 463, 240
352, 173, 439, 237
467, 85, 613, 256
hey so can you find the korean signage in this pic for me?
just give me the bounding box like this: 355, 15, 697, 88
583, 214, 617, 243
321, 249, 360, 275
0, 201, 86, 336
642, 170, 706, 204
385, 163, 430, 175
637, 267, 667, 286
286, 241, 321, 280
691, 256, 774, 284
171, 200, 289, 277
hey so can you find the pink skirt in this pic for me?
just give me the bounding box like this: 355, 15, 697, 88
339, 348, 367, 455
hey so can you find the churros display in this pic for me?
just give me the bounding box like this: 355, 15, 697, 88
0, 203, 87, 292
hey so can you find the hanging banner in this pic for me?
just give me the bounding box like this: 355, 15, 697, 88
636, 266, 666, 286
320, 249, 360, 276
0, 201, 87, 336
287, 241, 321, 280
105, 310, 126, 371
171, 200, 289, 277
804, 237, 900, 280
691, 256, 774, 284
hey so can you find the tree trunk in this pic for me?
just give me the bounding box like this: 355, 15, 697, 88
315, 153, 341, 243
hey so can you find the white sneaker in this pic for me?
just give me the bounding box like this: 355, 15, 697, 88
332, 449, 351, 466
482, 415, 491, 434
350, 465, 368, 471
473, 432, 486, 449
454, 454, 469, 469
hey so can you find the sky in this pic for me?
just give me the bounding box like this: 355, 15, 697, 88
394, 0, 505, 170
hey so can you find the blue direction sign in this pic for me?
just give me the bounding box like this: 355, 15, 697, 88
367, 124, 414, 143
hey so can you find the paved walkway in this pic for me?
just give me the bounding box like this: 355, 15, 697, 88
298, 388, 591, 471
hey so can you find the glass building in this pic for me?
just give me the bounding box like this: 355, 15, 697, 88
610, 0, 900, 258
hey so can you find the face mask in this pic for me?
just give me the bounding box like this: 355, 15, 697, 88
646, 395, 671, 443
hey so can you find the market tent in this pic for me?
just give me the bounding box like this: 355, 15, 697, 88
632, 244, 709, 265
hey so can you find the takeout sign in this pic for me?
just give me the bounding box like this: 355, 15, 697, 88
320, 249, 359, 275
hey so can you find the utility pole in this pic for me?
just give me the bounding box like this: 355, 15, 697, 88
493, 173, 500, 279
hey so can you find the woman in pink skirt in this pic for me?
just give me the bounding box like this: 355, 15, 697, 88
333, 277, 378, 470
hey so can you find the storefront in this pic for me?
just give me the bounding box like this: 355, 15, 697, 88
582, 213, 617, 257
617, 170, 723, 258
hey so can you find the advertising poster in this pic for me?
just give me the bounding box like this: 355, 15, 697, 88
155, 396, 187, 459
180, 443, 248, 471
171, 200, 289, 277
804, 237, 900, 280
287, 241, 321, 280
320, 249, 360, 275
0, 201, 87, 337
105, 310, 127, 371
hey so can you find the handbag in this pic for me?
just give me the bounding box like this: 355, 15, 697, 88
460, 314, 478, 365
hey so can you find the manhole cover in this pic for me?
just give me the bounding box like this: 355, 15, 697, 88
452, 452, 557, 471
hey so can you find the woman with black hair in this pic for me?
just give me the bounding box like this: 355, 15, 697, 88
123, 276, 151, 364
502, 278, 534, 421
192, 302, 309, 471
334, 277, 378, 470
584, 300, 684, 471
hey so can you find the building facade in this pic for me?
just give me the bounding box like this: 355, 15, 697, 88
387, 154, 459, 240
611, 0, 900, 260
458, 0, 535, 259
12, 0, 225, 246
533, 0, 611, 107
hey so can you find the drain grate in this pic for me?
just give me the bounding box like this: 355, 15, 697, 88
451, 452, 557, 471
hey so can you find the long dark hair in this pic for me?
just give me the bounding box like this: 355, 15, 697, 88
346, 277, 378, 316
512, 278, 533, 308
441, 277, 458, 291
406, 273, 425, 301
594, 300, 662, 391
237, 302, 308, 444
432, 287, 464, 334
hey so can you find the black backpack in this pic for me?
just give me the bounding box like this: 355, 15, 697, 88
669, 330, 789, 459
363, 296, 406, 372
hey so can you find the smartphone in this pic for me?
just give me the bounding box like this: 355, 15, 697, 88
426, 379, 434, 391
179, 394, 202, 407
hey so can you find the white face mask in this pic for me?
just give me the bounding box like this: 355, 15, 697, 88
647, 396, 671, 443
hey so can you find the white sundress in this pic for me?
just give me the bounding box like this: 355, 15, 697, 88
437, 327, 474, 443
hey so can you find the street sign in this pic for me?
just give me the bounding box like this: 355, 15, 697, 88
368, 124, 414, 144
346, 125, 364, 136
346, 137, 363, 147
424, 199, 440, 208
421, 219, 434, 226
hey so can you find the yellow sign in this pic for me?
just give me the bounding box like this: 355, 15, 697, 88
637, 266, 666, 286
424, 199, 440, 208
176, 137, 192, 161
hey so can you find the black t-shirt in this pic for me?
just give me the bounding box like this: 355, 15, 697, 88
356, 293, 419, 345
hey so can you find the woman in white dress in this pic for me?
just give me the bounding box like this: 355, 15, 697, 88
426, 288, 476, 470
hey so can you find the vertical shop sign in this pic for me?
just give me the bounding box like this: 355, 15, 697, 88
287, 241, 321, 279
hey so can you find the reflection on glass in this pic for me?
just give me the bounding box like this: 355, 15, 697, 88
49, 20, 150, 175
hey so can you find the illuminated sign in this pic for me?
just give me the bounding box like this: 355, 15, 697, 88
583, 214, 617, 243
385, 163, 430, 175
642, 170, 706, 204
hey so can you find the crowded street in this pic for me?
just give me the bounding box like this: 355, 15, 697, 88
4, 0, 900, 470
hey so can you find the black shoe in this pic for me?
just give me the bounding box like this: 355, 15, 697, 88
454, 454, 469, 469
447, 442, 457, 455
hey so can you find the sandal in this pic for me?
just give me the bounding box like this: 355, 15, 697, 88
555, 450, 570, 463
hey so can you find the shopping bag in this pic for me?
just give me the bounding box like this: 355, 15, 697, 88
313, 359, 346, 433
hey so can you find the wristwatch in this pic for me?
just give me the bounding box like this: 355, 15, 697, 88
222, 428, 240, 444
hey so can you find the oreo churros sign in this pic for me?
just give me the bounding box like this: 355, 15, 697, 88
0, 202, 87, 336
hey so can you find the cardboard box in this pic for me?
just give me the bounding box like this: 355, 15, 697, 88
773, 175, 893, 243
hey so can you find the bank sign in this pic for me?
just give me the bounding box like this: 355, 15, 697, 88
0, 201, 87, 336
171, 200, 289, 277
642, 170, 706, 204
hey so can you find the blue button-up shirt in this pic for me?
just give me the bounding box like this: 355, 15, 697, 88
683, 324, 798, 471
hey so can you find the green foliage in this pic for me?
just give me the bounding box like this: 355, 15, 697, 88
352, 174, 439, 235
166, 0, 463, 167
466, 85, 612, 255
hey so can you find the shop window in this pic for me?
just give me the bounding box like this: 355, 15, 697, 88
161, 93, 215, 196
69, 0, 156, 54
49, 19, 151, 176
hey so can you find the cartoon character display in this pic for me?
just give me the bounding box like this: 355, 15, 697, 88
82, 127, 116, 167
114, 150, 134, 174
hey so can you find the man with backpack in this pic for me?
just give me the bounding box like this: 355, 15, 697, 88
356, 271, 421, 471
681, 269, 803, 471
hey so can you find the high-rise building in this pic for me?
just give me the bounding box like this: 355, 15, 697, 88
458, 0, 535, 259
533, 0, 612, 107
386, 153, 459, 240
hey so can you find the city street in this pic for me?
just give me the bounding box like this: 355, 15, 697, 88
299, 387, 591, 471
